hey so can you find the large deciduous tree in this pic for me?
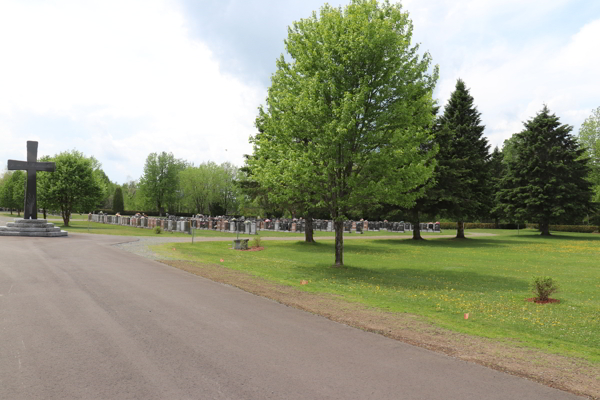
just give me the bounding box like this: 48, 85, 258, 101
37, 150, 104, 226
250, 0, 438, 266
0, 171, 15, 213
5, 171, 25, 216
435, 79, 490, 238
578, 106, 600, 202
179, 163, 214, 214
139, 152, 185, 216
178, 162, 240, 216
497, 106, 593, 235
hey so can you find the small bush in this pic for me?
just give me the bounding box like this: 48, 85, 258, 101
531, 276, 559, 301
154, 226, 163, 234
251, 236, 262, 248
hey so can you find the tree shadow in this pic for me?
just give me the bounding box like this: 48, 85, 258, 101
540, 233, 600, 241
290, 262, 529, 293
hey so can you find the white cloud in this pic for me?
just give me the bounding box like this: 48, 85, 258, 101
402, 0, 600, 148
1, 0, 598, 183
0, 0, 262, 183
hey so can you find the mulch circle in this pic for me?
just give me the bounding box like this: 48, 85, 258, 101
240, 246, 264, 252
526, 298, 560, 304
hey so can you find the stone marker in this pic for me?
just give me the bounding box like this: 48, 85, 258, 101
2, 141, 67, 237
0, 219, 68, 237
7, 141, 56, 220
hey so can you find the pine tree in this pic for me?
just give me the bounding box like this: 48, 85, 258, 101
498, 106, 593, 235
435, 79, 490, 238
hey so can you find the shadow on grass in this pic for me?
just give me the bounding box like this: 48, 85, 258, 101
287, 241, 528, 292
290, 262, 529, 293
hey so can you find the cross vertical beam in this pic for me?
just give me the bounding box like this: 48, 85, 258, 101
25, 141, 38, 219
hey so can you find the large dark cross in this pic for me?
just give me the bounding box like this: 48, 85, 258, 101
7, 141, 55, 220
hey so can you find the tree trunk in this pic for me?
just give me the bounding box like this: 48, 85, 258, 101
456, 221, 466, 239
412, 209, 423, 240
62, 209, 70, 227
494, 217, 499, 229
42, 208, 47, 220
540, 221, 551, 236
305, 214, 315, 243
334, 220, 344, 267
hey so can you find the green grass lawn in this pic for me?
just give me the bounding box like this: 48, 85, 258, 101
153, 229, 600, 362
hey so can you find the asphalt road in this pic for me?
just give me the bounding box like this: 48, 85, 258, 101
0, 234, 584, 399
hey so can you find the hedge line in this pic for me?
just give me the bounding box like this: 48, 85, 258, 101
438, 222, 597, 232
438, 222, 523, 230
525, 224, 598, 233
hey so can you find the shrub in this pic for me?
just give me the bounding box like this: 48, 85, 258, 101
530, 276, 559, 302
154, 226, 163, 234
251, 236, 262, 248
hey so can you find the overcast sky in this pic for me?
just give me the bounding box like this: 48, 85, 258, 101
1, 0, 599, 184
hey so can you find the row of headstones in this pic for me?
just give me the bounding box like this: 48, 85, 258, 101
259, 220, 440, 233
88, 214, 258, 235
89, 214, 441, 234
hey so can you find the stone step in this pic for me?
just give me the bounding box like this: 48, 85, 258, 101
1, 226, 62, 232
7, 222, 55, 229
0, 230, 68, 237
0, 219, 68, 237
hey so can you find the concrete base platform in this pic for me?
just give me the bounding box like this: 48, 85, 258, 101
0, 218, 68, 237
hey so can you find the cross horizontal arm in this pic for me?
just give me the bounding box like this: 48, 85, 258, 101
7, 160, 56, 172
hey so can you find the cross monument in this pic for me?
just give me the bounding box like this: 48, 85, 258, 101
7, 141, 56, 220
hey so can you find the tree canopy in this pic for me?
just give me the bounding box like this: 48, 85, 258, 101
178, 162, 240, 216
37, 150, 104, 226
0, 171, 25, 215
139, 152, 186, 216
249, 0, 438, 265
497, 106, 593, 235
578, 106, 600, 202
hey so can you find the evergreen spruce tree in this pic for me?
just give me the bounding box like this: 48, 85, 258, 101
436, 79, 490, 238
113, 187, 125, 214
498, 106, 593, 235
